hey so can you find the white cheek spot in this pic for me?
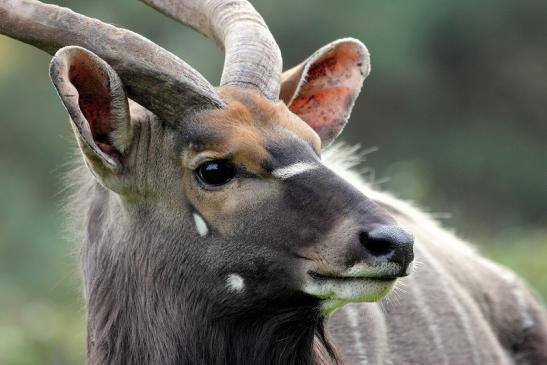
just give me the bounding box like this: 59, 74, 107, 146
193, 213, 208, 237
226, 274, 245, 292
272, 162, 319, 180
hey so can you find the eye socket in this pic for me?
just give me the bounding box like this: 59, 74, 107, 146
195, 159, 236, 187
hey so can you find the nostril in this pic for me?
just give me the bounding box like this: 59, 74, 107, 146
359, 231, 395, 257
360, 225, 414, 266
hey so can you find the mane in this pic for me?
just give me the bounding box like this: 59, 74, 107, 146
322, 143, 479, 257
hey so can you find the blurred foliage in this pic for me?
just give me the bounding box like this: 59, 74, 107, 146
0, 0, 546, 363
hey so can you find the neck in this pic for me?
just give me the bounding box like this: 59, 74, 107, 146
81, 225, 342, 364
85, 277, 343, 365
195, 310, 343, 365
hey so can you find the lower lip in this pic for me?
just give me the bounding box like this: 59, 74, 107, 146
309, 272, 398, 282
303, 274, 397, 314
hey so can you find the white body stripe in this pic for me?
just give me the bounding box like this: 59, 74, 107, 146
272, 162, 319, 180
345, 305, 369, 364
419, 246, 481, 365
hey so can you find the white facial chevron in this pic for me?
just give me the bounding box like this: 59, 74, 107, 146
272, 162, 319, 180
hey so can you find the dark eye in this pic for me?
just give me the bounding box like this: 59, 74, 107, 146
195, 159, 236, 187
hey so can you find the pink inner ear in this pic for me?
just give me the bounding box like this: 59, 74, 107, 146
68, 58, 113, 148
288, 43, 363, 142
289, 86, 353, 137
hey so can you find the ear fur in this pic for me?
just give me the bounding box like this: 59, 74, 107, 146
280, 38, 370, 147
49, 46, 131, 173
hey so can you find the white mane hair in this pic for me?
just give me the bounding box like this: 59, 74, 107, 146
323, 143, 475, 255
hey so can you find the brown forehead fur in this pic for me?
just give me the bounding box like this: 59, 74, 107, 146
194, 87, 321, 172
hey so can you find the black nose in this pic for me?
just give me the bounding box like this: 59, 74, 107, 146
360, 225, 414, 269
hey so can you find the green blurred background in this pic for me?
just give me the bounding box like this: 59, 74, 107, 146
0, 0, 546, 363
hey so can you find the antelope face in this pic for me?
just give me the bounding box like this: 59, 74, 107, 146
182, 87, 414, 315
47, 39, 412, 317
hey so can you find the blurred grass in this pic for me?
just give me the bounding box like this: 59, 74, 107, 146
0, 0, 546, 363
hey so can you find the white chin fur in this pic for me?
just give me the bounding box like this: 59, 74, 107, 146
303, 277, 396, 316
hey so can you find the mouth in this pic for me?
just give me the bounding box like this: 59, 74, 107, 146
308, 271, 399, 282
303, 268, 402, 316
304, 271, 397, 301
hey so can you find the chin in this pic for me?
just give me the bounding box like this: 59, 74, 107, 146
303, 275, 397, 316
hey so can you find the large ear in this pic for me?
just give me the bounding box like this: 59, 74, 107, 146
280, 38, 370, 147
49, 46, 132, 174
